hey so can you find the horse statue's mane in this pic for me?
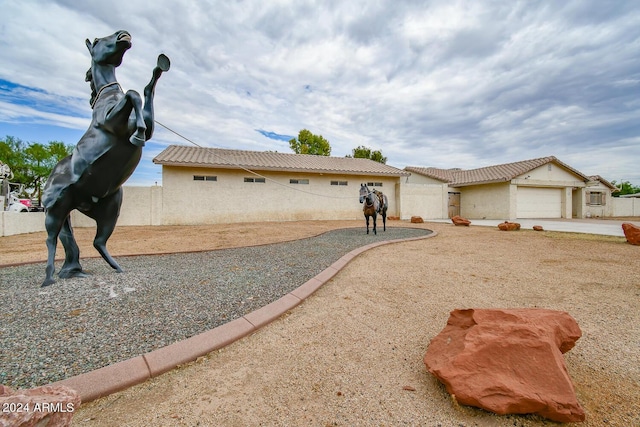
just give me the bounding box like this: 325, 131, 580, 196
85, 68, 97, 107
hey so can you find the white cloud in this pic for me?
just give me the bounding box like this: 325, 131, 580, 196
1, 0, 639, 184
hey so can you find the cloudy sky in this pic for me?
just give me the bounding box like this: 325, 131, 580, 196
1, 0, 639, 185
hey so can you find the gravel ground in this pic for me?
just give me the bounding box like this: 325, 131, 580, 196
0, 227, 429, 389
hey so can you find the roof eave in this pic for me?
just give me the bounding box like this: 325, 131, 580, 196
154, 161, 409, 177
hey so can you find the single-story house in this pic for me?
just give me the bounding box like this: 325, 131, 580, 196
152, 145, 409, 225
404, 156, 617, 220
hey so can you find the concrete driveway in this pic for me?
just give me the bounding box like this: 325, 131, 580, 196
429, 218, 638, 237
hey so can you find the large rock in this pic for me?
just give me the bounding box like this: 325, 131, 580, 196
410, 216, 424, 223
0, 385, 80, 427
424, 308, 585, 423
451, 216, 471, 226
622, 222, 640, 245
498, 221, 520, 231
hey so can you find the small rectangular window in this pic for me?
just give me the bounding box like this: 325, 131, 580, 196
205, 176, 217, 181
331, 181, 348, 186
193, 175, 205, 181
194, 175, 216, 181
367, 182, 383, 187
290, 179, 309, 184
244, 177, 265, 183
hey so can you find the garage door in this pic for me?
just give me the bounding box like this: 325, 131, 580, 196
516, 187, 562, 218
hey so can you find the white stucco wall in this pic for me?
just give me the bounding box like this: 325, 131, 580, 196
405, 173, 447, 185
160, 166, 400, 225
398, 183, 448, 220
611, 198, 639, 216
582, 181, 613, 218
458, 183, 512, 219
70, 186, 162, 227
0, 211, 46, 237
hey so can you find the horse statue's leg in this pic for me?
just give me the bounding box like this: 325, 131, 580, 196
372, 211, 377, 235
85, 189, 124, 273
364, 213, 370, 234
142, 54, 170, 140
382, 208, 387, 232
42, 210, 67, 287
58, 216, 86, 278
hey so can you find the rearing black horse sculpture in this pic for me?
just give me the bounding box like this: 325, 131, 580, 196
41, 30, 169, 287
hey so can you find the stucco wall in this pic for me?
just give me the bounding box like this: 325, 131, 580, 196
160, 166, 400, 225
405, 173, 447, 185
70, 186, 162, 227
612, 198, 640, 216
520, 163, 582, 182
398, 183, 447, 220
582, 182, 614, 218
1, 211, 46, 236
458, 183, 512, 219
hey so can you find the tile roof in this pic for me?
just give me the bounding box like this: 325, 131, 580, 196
405, 156, 592, 186
153, 145, 409, 177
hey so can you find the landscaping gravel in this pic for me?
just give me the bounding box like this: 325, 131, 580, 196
0, 227, 430, 389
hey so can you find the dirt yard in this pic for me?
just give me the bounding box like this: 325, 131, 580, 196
1, 220, 638, 426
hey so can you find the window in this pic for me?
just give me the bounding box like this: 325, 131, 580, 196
586, 191, 605, 206
194, 175, 217, 181
331, 181, 348, 186
244, 177, 265, 183
367, 182, 383, 187
290, 179, 309, 184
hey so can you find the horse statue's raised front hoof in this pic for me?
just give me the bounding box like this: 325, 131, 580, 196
157, 54, 170, 72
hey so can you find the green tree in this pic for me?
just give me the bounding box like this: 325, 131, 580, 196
347, 145, 387, 164
610, 180, 640, 196
289, 129, 331, 156
0, 136, 74, 202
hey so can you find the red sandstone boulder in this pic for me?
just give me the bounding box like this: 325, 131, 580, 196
424, 308, 585, 423
451, 215, 471, 226
533, 225, 544, 231
622, 222, 640, 245
498, 221, 520, 231
410, 216, 424, 223
0, 385, 80, 427
387, 216, 400, 221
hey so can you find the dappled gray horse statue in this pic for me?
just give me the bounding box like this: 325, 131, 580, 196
359, 184, 389, 235
41, 30, 169, 286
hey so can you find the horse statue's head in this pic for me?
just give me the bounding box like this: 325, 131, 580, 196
85, 30, 131, 67
359, 183, 370, 204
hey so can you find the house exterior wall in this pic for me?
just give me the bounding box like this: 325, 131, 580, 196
160, 166, 400, 225
397, 183, 448, 220
405, 173, 447, 185
511, 164, 588, 219
457, 183, 512, 219
582, 181, 614, 218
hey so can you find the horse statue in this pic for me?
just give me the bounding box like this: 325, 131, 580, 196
41, 30, 170, 287
359, 184, 388, 235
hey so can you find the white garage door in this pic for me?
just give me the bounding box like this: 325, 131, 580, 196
516, 187, 562, 218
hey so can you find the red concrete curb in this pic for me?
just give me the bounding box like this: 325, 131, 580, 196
50, 229, 438, 404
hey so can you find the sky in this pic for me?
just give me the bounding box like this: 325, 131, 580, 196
1, 0, 639, 186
